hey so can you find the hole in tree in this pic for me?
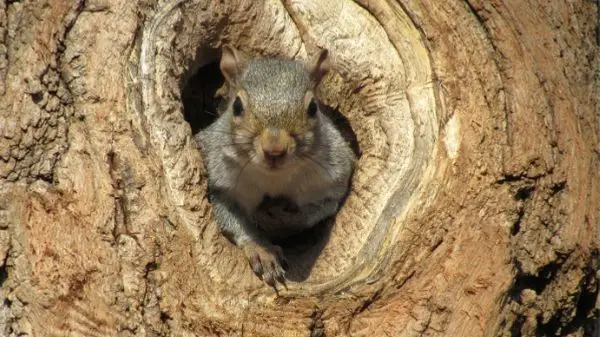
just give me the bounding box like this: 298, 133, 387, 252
182, 60, 224, 135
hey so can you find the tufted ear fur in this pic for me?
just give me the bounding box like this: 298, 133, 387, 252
220, 45, 248, 85
309, 49, 330, 86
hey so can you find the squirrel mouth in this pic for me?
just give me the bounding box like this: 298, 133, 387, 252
262, 150, 287, 170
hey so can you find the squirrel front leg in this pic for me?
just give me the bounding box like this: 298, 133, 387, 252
209, 190, 287, 288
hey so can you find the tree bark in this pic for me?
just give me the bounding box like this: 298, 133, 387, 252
0, 1, 598, 336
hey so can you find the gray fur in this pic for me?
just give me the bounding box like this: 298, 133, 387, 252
241, 59, 311, 125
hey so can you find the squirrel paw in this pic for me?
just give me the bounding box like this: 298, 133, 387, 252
242, 241, 288, 291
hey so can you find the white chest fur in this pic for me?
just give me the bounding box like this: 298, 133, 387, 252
229, 160, 334, 216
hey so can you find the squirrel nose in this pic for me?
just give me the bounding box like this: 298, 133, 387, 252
260, 128, 290, 163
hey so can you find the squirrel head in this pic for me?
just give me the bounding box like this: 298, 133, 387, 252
219, 46, 330, 170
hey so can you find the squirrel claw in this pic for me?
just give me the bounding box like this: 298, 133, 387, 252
243, 241, 287, 290
275, 270, 287, 289
249, 259, 264, 276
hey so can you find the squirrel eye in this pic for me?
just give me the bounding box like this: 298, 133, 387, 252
307, 99, 318, 118
232, 96, 243, 116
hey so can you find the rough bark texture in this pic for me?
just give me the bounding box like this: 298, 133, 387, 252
0, 0, 598, 336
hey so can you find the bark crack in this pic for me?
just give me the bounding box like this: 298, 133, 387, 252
345, 287, 384, 334
0, 1, 8, 96
309, 307, 325, 337
535, 250, 599, 336
493, 160, 595, 337
0, 248, 8, 288
509, 252, 570, 302
107, 149, 142, 248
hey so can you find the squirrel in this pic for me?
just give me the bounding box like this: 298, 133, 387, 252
196, 46, 356, 289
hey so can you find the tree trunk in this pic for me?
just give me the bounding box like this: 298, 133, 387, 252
1, 0, 598, 336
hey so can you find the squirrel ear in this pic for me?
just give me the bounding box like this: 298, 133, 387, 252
309, 49, 330, 86
220, 45, 247, 85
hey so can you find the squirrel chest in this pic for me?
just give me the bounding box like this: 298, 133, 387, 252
229, 158, 335, 217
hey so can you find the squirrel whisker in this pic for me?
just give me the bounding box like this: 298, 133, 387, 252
233, 152, 256, 194
296, 153, 334, 180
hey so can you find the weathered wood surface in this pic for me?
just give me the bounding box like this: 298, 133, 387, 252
0, 0, 598, 336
